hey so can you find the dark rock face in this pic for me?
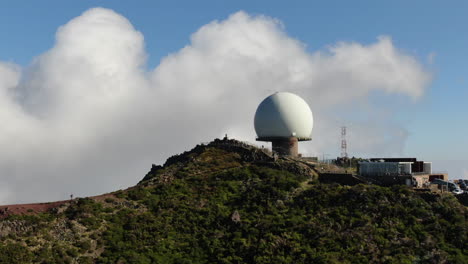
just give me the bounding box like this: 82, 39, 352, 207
456, 193, 468, 206
141, 164, 163, 182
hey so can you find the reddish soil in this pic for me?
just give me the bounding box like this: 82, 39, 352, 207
0, 200, 70, 218
0, 192, 120, 219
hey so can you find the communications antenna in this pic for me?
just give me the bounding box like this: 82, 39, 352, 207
341, 126, 348, 158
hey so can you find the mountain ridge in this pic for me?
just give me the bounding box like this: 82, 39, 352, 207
0, 138, 466, 263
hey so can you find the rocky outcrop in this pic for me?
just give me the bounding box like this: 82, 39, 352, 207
140, 138, 276, 185
0, 220, 34, 237
259, 158, 317, 179
163, 138, 273, 168
207, 138, 273, 162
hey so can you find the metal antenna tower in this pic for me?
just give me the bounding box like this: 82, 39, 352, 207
341, 126, 348, 158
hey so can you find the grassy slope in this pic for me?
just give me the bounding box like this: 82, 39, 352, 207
0, 142, 467, 264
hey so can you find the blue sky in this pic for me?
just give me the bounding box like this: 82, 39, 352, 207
0, 1, 467, 203
1, 1, 466, 160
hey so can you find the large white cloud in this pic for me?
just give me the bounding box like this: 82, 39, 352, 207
0, 8, 431, 204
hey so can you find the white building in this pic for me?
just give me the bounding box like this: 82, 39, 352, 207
358, 159, 435, 187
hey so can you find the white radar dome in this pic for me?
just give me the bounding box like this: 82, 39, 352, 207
254, 92, 313, 140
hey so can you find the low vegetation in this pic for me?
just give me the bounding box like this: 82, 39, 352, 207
0, 140, 466, 263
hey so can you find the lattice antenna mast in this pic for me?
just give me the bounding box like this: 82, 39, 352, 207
341, 126, 348, 158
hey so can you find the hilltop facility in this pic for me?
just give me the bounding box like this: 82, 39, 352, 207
358, 158, 448, 187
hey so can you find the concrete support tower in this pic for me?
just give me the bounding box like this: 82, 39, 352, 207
257, 136, 299, 156
254, 92, 313, 157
